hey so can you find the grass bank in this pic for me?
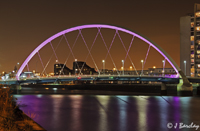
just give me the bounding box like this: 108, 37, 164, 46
0, 84, 45, 131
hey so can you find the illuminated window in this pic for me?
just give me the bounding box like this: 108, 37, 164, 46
197, 50, 200, 54
191, 36, 194, 41
191, 22, 194, 27
191, 45, 194, 50
196, 27, 200, 31
196, 12, 200, 17
191, 54, 194, 58
191, 59, 194, 63
198, 64, 200, 68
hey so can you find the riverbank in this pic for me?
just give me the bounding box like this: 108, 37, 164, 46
0, 85, 46, 130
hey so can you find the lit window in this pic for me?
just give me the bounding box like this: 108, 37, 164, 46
197, 50, 200, 54
198, 64, 200, 68
191, 59, 194, 63
191, 22, 194, 27
196, 12, 200, 17
196, 27, 200, 31
191, 54, 194, 58
191, 45, 194, 50
191, 36, 194, 41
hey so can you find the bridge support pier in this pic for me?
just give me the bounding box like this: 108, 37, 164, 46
177, 71, 193, 96
161, 82, 167, 95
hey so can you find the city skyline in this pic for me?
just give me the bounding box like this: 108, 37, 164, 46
0, 1, 200, 73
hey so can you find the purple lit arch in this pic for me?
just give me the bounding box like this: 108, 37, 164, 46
16, 24, 181, 79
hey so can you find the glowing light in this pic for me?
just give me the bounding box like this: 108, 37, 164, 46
141, 60, 144, 63
153, 66, 156, 69
113, 68, 116, 70
53, 88, 57, 91
75, 59, 77, 62
16, 24, 180, 79
102, 60, 105, 63
130, 66, 132, 70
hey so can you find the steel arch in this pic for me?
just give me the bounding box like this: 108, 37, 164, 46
16, 24, 181, 79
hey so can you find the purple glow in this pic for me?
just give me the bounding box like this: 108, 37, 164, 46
16, 24, 180, 79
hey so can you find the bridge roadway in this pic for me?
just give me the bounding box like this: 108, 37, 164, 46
0, 75, 182, 85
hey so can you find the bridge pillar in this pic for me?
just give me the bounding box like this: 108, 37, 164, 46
161, 82, 167, 95
177, 71, 193, 96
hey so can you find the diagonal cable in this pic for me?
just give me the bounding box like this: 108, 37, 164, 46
124, 36, 135, 61
59, 32, 80, 76
116, 31, 138, 76
79, 29, 100, 75
27, 64, 30, 72
37, 52, 47, 75
98, 28, 120, 76
104, 30, 117, 61
143, 45, 151, 69
63, 34, 81, 74
41, 36, 63, 75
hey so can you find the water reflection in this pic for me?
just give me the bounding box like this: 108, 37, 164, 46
12, 95, 200, 131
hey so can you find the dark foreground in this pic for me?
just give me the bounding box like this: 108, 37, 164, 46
13, 93, 200, 131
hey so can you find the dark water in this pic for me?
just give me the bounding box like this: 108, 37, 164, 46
13, 93, 200, 131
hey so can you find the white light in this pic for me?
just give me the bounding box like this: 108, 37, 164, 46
122, 60, 124, 62
102, 60, 105, 63
75, 59, 77, 62
53, 88, 57, 91
184, 60, 186, 63
17, 62, 19, 65
162, 60, 165, 63
141, 60, 143, 63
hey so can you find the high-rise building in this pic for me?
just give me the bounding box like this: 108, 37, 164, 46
180, 3, 200, 77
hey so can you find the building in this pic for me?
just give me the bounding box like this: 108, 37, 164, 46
73, 61, 97, 75
54, 61, 97, 75
180, 3, 200, 77
54, 64, 72, 75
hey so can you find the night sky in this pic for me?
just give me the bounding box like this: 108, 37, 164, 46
0, 1, 199, 73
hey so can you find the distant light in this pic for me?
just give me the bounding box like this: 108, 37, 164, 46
56, 60, 58, 62
12, 70, 15, 73
184, 60, 186, 64
53, 88, 57, 91
153, 66, 156, 69
77, 76, 81, 80
130, 66, 132, 69
113, 68, 116, 70
121, 60, 124, 62
121, 67, 124, 70
75, 59, 77, 62
17, 62, 19, 65
162, 60, 165, 63
45, 88, 49, 90
102, 60, 105, 63
141, 60, 143, 63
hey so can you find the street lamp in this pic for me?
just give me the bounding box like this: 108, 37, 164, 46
162, 60, 165, 76
141, 60, 144, 76
122, 60, 124, 75
102, 60, 105, 75
184, 60, 186, 75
